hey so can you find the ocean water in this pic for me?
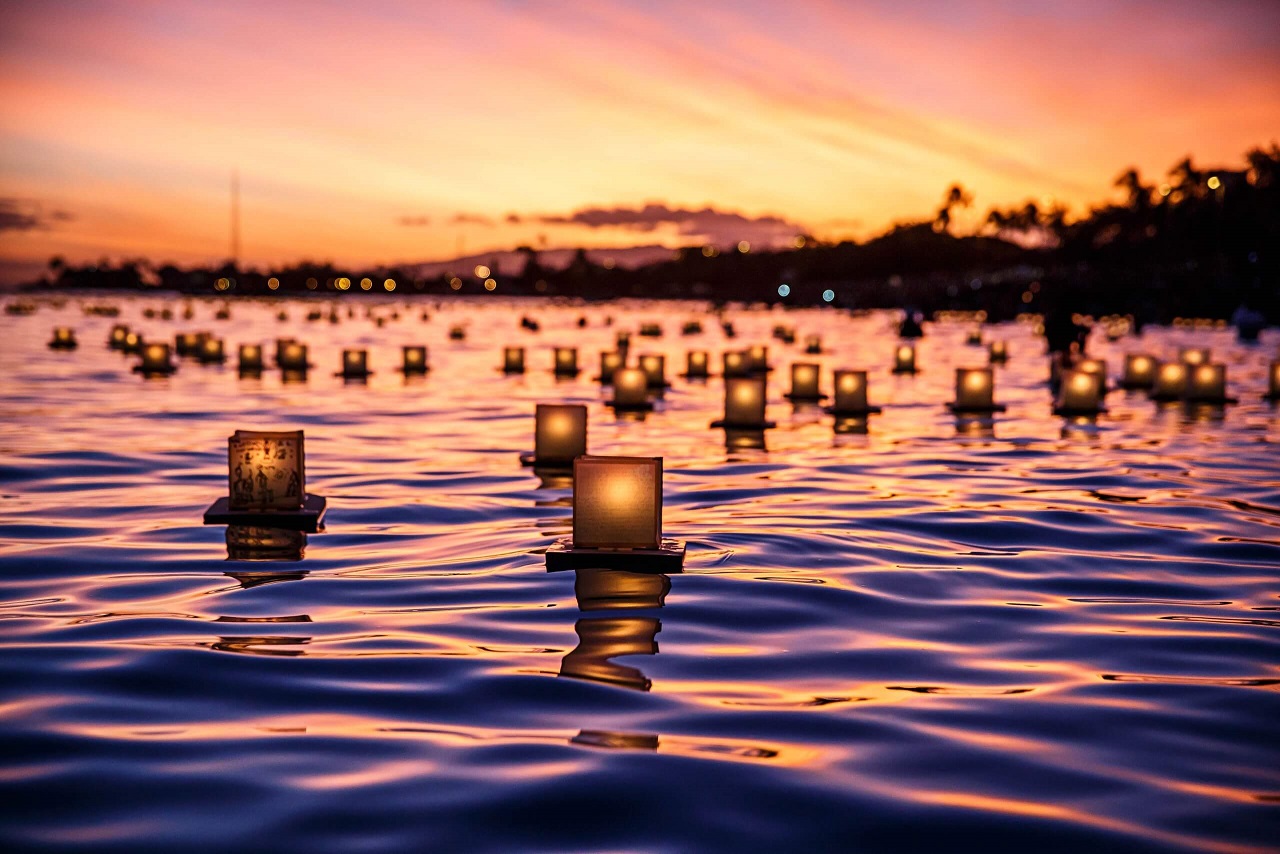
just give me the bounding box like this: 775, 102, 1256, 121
1, 296, 1278, 853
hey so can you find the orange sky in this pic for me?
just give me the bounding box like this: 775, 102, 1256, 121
1, 0, 1277, 282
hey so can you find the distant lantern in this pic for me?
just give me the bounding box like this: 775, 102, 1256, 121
49, 327, 77, 350
893, 344, 917, 374
638, 354, 667, 389
747, 344, 769, 373
522, 403, 587, 468
785, 362, 824, 401
1179, 347, 1210, 366
554, 347, 579, 376
616, 331, 631, 351
713, 376, 773, 429
804, 334, 822, 354
1055, 369, 1104, 415
597, 350, 623, 384
722, 350, 748, 378
277, 341, 309, 371
828, 370, 881, 416
198, 337, 226, 364
950, 367, 1003, 412
204, 429, 326, 532
1186, 363, 1230, 403
1150, 362, 1188, 400
1266, 361, 1280, 400
449, 325, 466, 341
684, 350, 709, 379
401, 345, 429, 375
967, 327, 983, 346
989, 340, 1008, 364
134, 342, 176, 376
639, 323, 662, 338
1121, 354, 1158, 389
122, 331, 144, 354
608, 367, 652, 411
238, 343, 264, 373
544, 455, 684, 571
503, 346, 525, 374
339, 349, 371, 378
108, 324, 129, 349
176, 331, 202, 357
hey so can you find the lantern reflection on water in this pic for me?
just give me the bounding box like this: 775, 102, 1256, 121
225, 526, 307, 562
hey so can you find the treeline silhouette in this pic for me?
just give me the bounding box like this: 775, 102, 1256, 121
29, 145, 1279, 324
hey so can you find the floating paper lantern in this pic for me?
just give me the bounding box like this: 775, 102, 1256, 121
1186, 363, 1229, 403
1179, 347, 1210, 366
829, 370, 881, 415
449, 326, 466, 340
950, 368, 1003, 412
175, 331, 200, 356
722, 350, 748, 378
122, 331, 144, 354
893, 344, 917, 374
134, 342, 176, 376
48, 327, 77, 350
198, 337, 226, 364
1055, 369, 1104, 415
684, 350, 709, 379
966, 327, 983, 346
988, 340, 1008, 364
714, 376, 773, 428
1150, 362, 1188, 400
682, 320, 702, 336
108, 324, 129, 349
503, 346, 525, 374
638, 354, 667, 388
238, 344, 264, 373
277, 341, 309, 371
524, 403, 587, 468
1269, 361, 1280, 400
204, 429, 326, 532
616, 331, 631, 351
401, 345, 429, 375
339, 349, 370, 378
1121, 354, 1157, 389
554, 347, 579, 376
785, 362, 824, 401
597, 351, 622, 383
608, 367, 651, 410
804, 334, 822, 354
747, 344, 769, 373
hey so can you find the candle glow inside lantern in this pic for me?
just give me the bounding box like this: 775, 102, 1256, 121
989, 340, 1008, 364
339, 349, 371, 378
722, 350, 748, 377
1186, 363, 1229, 402
684, 350, 709, 378
1151, 362, 1188, 399
1055, 369, 1104, 415
238, 344, 264, 373
608, 367, 652, 410
747, 344, 769, 373
522, 403, 587, 468
204, 429, 326, 531
176, 331, 201, 356
544, 455, 684, 571
276, 340, 309, 371
597, 350, 622, 383
198, 337, 226, 364
950, 367, 1003, 412
122, 331, 144, 353
785, 362, 824, 401
638, 354, 667, 388
1122, 354, 1158, 389
109, 324, 129, 349
49, 327, 77, 349
893, 344, 917, 374
554, 347, 579, 376
134, 342, 176, 375
1179, 347, 1210, 366
828, 370, 881, 415
713, 376, 774, 428
503, 346, 525, 374
401, 345, 429, 374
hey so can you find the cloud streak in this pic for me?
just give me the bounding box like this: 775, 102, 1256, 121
0, 199, 73, 233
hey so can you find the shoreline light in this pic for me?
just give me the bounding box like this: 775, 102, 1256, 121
713, 376, 774, 429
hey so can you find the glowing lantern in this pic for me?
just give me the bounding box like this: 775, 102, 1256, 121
1150, 363, 1187, 400
950, 368, 1002, 412
785, 362, 824, 401
597, 351, 622, 383
134, 342, 176, 376
747, 344, 769, 373
804, 334, 822, 354
122, 331, 144, 353
554, 347, 579, 376
616, 331, 631, 351
684, 350, 709, 379
830, 370, 880, 415
714, 376, 772, 428
503, 346, 525, 374
1186, 363, 1228, 402
1121, 354, 1157, 389
198, 337, 226, 364
988, 340, 1008, 364
608, 367, 651, 410
238, 344, 264, 373
277, 341, 309, 371
1269, 361, 1280, 400
49, 327, 77, 349
638, 354, 667, 388
1180, 347, 1210, 366
339, 349, 370, 378
108, 324, 129, 349
401, 346, 429, 374
205, 429, 326, 532
1055, 369, 1104, 415
524, 403, 587, 468
722, 351, 748, 378
893, 344, 917, 374
967, 327, 983, 346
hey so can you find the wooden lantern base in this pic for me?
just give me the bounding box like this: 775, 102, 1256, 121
710, 419, 776, 429
892, 366, 919, 375
1183, 395, 1237, 405
48, 341, 78, 350
132, 365, 176, 376
336, 370, 373, 378
519, 452, 574, 470
607, 399, 655, 412
946, 403, 1006, 414
823, 405, 881, 416
397, 366, 430, 375
204, 493, 327, 533
784, 392, 829, 403
1053, 405, 1107, 417
545, 537, 685, 572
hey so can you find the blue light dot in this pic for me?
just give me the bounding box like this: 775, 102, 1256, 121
777, 284, 790, 297
822, 289, 835, 302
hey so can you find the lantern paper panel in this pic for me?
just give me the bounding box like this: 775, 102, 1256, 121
535, 404, 587, 464
1123, 354, 1157, 387
403, 346, 428, 371
342, 349, 368, 374
598, 351, 622, 382
228, 430, 305, 511
639, 354, 666, 387
572, 456, 662, 550
725, 377, 767, 425
1187, 364, 1226, 400
834, 370, 868, 412
789, 363, 821, 398
723, 351, 748, 377
611, 368, 649, 406
1057, 370, 1102, 411
955, 368, 994, 409
555, 347, 578, 373
505, 347, 525, 373
1152, 363, 1188, 398
686, 351, 708, 377
894, 345, 916, 372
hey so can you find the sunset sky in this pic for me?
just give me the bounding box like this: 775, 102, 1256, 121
1, 0, 1277, 282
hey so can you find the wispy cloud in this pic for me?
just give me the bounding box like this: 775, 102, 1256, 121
396, 215, 431, 227
534, 203, 803, 246
0, 199, 73, 233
